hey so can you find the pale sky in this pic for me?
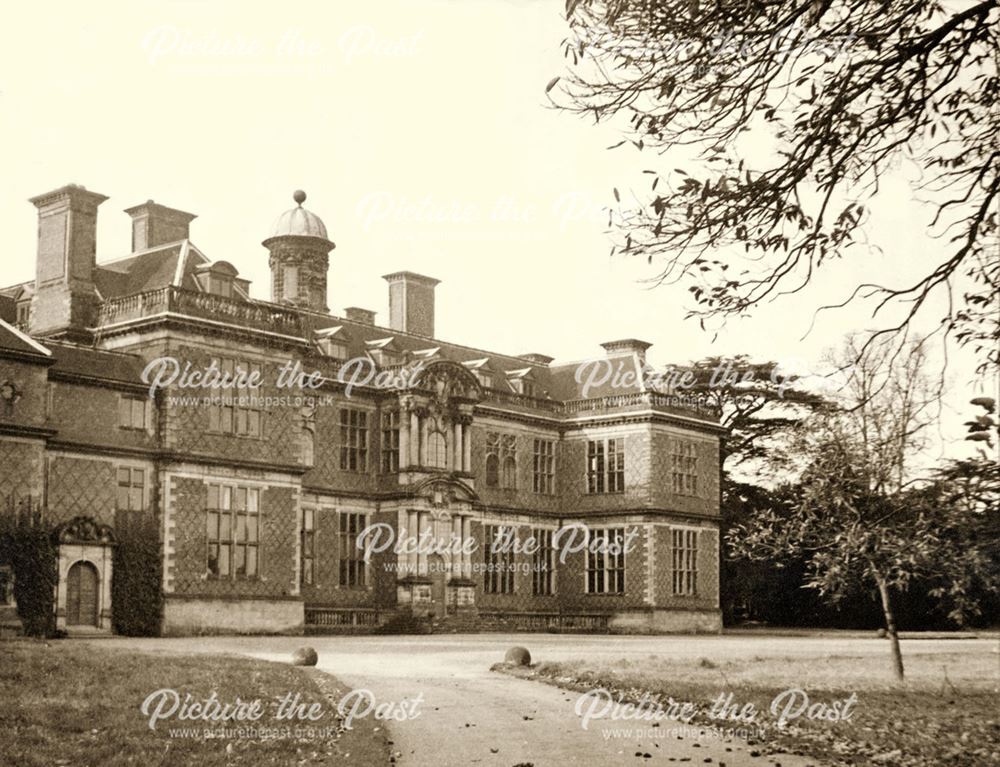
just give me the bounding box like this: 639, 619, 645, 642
0, 0, 993, 465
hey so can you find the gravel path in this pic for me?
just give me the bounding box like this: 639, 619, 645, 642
92, 633, 995, 767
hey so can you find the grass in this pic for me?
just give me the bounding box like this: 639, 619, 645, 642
497, 646, 1000, 767
0, 639, 390, 767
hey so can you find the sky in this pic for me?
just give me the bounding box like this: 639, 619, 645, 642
0, 0, 994, 465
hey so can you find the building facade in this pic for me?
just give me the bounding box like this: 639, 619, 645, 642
0, 184, 725, 636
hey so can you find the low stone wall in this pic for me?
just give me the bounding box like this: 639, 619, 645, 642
162, 597, 304, 636
609, 608, 722, 634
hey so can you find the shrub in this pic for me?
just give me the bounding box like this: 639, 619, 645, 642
111, 510, 162, 636
0, 516, 57, 637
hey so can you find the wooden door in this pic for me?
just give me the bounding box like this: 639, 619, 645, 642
66, 561, 99, 626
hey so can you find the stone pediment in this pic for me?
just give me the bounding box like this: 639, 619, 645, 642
412, 360, 481, 405
52, 516, 117, 546
412, 475, 477, 507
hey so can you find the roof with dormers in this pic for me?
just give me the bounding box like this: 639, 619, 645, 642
0, 240, 254, 324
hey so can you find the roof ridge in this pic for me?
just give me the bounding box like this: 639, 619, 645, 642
0, 317, 51, 356
97, 240, 187, 267
45, 339, 143, 360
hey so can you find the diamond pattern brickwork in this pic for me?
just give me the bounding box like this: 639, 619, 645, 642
301, 398, 379, 496
46, 455, 116, 526
558, 428, 654, 514
651, 524, 719, 611
0, 438, 44, 506
648, 428, 720, 517
160, 343, 300, 467
470, 421, 562, 514
300, 506, 395, 608
168, 475, 299, 599
470, 518, 651, 614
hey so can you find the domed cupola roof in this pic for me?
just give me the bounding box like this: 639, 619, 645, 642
265, 190, 330, 241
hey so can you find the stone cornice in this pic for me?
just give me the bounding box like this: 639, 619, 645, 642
48, 369, 149, 394
95, 312, 310, 351
0, 422, 57, 440
157, 450, 307, 475
47, 440, 159, 460
0, 348, 55, 366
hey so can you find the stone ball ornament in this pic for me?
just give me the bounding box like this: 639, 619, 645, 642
291, 646, 319, 666
504, 646, 531, 666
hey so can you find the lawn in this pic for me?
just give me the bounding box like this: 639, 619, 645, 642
497, 642, 1000, 767
0, 639, 389, 767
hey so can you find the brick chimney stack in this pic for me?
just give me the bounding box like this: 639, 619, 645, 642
29, 184, 108, 340
383, 271, 439, 338
124, 200, 197, 251
344, 307, 376, 325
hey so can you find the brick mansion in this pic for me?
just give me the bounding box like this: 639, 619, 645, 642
0, 184, 724, 636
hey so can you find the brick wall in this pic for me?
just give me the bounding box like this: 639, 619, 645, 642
559, 427, 653, 513
157, 342, 302, 468
469, 518, 652, 614
470, 519, 561, 613
470, 419, 562, 514
166, 474, 299, 600
299, 503, 393, 608
0, 358, 48, 430
49, 380, 157, 452
647, 426, 720, 517
301, 397, 380, 495
651, 523, 719, 612
46, 454, 116, 526
0, 437, 45, 505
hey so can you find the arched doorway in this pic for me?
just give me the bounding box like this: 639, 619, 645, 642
66, 561, 99, 627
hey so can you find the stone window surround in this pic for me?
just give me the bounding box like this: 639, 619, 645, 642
586, 437, 626, 495
585, 526, 627, 595
670, 525, 700, 597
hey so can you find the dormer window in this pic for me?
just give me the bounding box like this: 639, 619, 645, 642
320, 339, 348, 358
506, 368, 536, 397
371, 349, 401, 367
412, 347, 441, 362
208, 276, 232, 298
15, 301, 30, 329
463, 358, 494, 390
316, 326, 350, 359
512, 379, 536, 397
196, 261, 240, 299
367, 338, 401, 367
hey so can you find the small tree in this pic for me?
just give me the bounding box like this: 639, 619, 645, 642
730, 336, 948, 679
